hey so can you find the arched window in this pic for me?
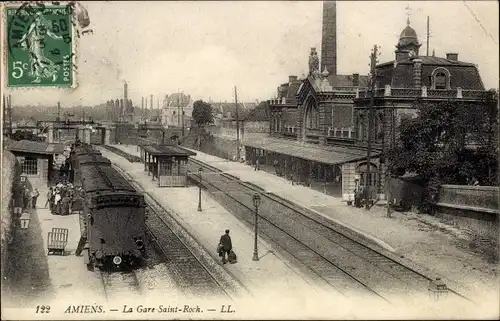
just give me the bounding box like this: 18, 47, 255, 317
305, 98, 319, 130
435, 72, 446, 89
431, 67, 451, 90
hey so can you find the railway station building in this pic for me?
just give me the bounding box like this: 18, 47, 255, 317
5, 140, 65, 187
246, 9, 490, 203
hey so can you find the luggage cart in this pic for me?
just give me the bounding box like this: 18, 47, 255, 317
47, 228, 69, 255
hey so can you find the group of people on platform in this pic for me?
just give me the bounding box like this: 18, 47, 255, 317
19, 187, 40, 210
46, 181, 84, 216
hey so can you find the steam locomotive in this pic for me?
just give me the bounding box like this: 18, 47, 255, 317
71, 143, 147, 270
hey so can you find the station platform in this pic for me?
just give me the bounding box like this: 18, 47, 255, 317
109, 145, 499, 308
31, 185, 106, 303
99, 148, 377, 317
1, 182, 105, 319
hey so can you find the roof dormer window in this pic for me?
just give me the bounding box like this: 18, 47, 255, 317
431, 67, 451, 90
435, 72, 446, 89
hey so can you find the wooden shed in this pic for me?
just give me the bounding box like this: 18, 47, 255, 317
138, 144, 196, 187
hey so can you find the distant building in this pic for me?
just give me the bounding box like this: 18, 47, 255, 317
161, 93, 193, 129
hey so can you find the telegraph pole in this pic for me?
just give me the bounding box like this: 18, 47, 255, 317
181, 101, 185, 138
141, 96, 144, 120
235, 86, 240, 161
365, 44, 379, 210
157, 96, 160, 122
426, 16, 430, 56
177, 91, 180, 128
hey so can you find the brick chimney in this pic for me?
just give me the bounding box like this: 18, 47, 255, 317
446, 53, 458, 61
289, 75, 298, 84
412, 59, 423, 89
321, 1, 337, 76
395, 51, 409, 62
352, 73, 360, 86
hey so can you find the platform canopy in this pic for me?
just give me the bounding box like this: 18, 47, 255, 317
139, 144, 196, 157
244, 137, 376, 165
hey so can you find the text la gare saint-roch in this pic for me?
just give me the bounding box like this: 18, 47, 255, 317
64, 304, 235, 314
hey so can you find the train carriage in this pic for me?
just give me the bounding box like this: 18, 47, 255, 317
69, 144, 103, 184
77, 157, 146, 270
72, 154, 111, 187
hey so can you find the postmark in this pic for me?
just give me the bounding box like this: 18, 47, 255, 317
5, 2, 76, 87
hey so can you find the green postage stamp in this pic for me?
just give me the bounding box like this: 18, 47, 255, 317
5, 3, 75, 87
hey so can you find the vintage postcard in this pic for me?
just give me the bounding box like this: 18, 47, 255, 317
1, 1, 499, 320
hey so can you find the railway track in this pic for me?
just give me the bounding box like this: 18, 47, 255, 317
100, 270, 141, 302
187, 157, 472, 306
111, 161, 247, 300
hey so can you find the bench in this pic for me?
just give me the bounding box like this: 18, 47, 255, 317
47, 228, 69, 255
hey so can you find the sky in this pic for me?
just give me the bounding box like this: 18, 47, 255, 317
3, 0, 499, 108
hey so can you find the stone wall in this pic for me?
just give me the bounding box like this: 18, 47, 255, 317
183, 129, 239, 161
1, 152, 23, 289
435, 185, 499, 256
437, 185, 498, 210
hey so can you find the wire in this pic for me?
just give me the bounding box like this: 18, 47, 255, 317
462, 1, 498, 45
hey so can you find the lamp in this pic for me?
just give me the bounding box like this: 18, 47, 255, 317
197, 167, 203, 212
428, 277, 448, 301
252, 193, 261, 261
20, 212, 31, 229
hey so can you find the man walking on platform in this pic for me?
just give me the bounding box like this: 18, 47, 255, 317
254, 158, 260, 171
219, 229, 232, 264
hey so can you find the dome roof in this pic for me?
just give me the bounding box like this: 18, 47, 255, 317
399, 25, 417, 40
397, 18, 420, 48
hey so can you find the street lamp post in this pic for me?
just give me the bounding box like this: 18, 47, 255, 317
252, 193, 261, 261
197, 167, 203, 212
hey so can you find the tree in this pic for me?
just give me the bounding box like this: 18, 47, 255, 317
192, 100, 214, 128
387, 90, 498, 212
192, 100, 214, 149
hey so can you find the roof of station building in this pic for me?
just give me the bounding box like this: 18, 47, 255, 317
139, 144, 196, 157
243, 137, 377, 165
5, 140, 65, 155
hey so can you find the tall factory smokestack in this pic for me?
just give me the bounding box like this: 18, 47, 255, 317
124, 82, 128, 101
321, 1, 337, 76
123, 82, 128, 118
150, 94, 153, 110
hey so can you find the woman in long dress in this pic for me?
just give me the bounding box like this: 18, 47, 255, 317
16, 11, 63, 83
61, 192, 70, 216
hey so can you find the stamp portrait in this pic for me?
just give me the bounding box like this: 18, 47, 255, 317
5, 3, 74, 87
